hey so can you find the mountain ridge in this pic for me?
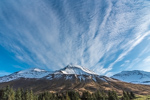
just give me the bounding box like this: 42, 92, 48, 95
1, 67, 150, 95
54, 65, 97, 75
0, 65, 98, 83
111, 70, 150, 85
0, 68, 52, 83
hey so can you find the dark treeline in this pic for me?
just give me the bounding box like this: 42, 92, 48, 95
0, 86, 135, 100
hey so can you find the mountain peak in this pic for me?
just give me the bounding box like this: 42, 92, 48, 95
17, 68, 46, 74
66, 64, 83, 68
32, 68, 45, 72
0, 68, 51, 83
0, 65, 98, 83
112, 70, 150, 84
54, 64, 97, 75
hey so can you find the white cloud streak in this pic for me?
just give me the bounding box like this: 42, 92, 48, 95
0, 0, 150, 74
143, 56, 150, 63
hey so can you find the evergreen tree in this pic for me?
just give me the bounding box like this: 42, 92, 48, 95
130, 91, 135, 99
33, 94, 38, 100
112, 90, 119, 100
68, 91, 80, 100
94, 90, 103, 100
0, 89, 4, 99
29, 89, 34, 100
24, 90, 30, 100
122, 91, 130, 100
20, 88, 25, 100
3, 85, 10, 100
108, 90, 119, 100
82, 91, 92, 100
91, 93, 97, 100
9, 87, 15, 100
15, 88, 22, 100
2, 86, 15, 100
108, 91, 114, 100
101, 91, 106, 100
66, 92, 71, 100
0, 85, 137, 100
42, 97, 45, 100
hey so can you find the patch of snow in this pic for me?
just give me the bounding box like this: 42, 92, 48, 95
65, 75, 72, 80
78, 76, 86, 81
112, 70, 150, 84
54, 65, 97, 75
0, 65, 108, 83
0, 68, 52, 83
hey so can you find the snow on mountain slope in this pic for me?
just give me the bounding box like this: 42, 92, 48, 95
54, 64, 97, 75
0, 68, 52, 83
112, 70, 150, 84
0, 65, 112, 83
43, 65, 102, 82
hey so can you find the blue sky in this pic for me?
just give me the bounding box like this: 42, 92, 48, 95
0, 0, 150, 77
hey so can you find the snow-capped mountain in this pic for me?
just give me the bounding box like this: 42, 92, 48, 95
112, 70, 150, 84
1, 67, 150, 95
54, 64, 97, 75
2, 66, 150, 85
44, 65, 102, 81
0, 65, 99, 83
0, 68, 52, 83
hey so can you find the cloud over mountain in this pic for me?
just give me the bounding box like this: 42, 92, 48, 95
0, 0, 150, 75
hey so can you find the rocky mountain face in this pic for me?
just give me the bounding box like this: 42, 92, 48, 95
0, 65, 100, 83
111, 70, 150, 85
1, 65, 150, 95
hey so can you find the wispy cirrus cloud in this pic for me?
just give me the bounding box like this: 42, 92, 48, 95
0, 0, 150, 75
143, 56, 150, 63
